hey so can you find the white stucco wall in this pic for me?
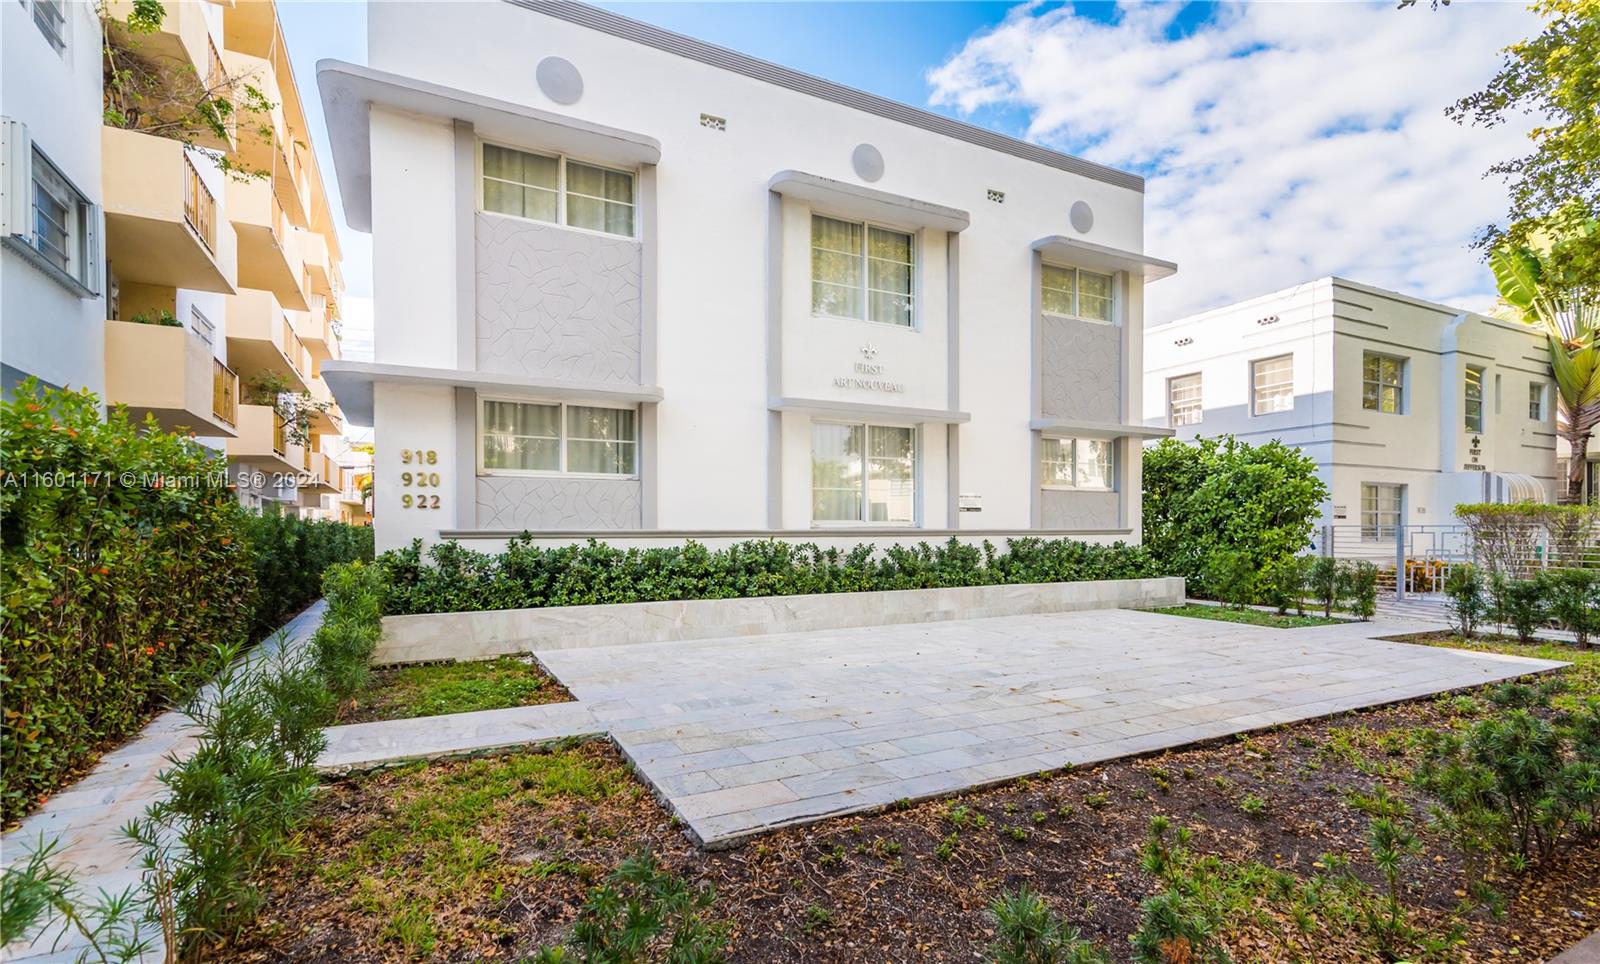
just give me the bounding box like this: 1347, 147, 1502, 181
357, 0, 1156, 547
2, 0, 106, 398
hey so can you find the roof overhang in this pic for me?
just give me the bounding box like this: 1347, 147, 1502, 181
1030, 418, 1176, 440
770, 396, 970, 425
768, 171, 970, 233
318, 59, 662, 232
323, 360, 664, 427
1032, 236, 1177, 281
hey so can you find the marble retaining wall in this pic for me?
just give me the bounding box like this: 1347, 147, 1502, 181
372, 577, 1186, 664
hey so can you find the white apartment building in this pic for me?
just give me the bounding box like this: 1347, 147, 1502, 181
1142, 277, 1559, 540
321, 0, 1176, 553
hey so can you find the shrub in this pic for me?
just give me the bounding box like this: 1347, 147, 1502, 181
1307, 557, 1342, 617
1457, 503, 1600, 575
535, 850, 730, 962
1260, 556, 1309, 615
1345, 561, 1379, 621
1205, 549, 1257, 610
1142, 436, 1327, 599
378, 536, 1160, 616
0, 382, 373, 825
1539, 568, 1599, 647
985, 886, 1108, 964
1501, 579, 1547, 643
1444, 565, 1487, 638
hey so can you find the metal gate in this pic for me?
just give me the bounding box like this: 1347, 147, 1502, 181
1311, 522, 1597, 600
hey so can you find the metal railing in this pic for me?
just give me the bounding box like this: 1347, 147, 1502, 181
1314, 522, 1600, 600
211, 359, 237, 428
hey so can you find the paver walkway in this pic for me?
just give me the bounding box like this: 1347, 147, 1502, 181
326, 608, 1564, 848
0, 603, 326, 962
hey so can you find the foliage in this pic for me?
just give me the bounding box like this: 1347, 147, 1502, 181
1130, 819, 1229, 964
377, 535, 1160, 616
1141, 437, 1327, 598
1365, 811, 1424, 961
1259, 556, 1308, 615
126, 308, 182, 327
1, 380, 254, 824
1445, 565, 1488, 638
1454, 503, 1600, 574
1488, 240, 1599, 504
1150, 605, 1344, 630
1502, 578, 1548, 643
0, 835, 150, 959
309, 563, 386, 709
349, 656, 566, 723
1539, 567, 1600, 646
243, 372, 335, 449
536, 850, 730, 963
241, 511, 373, 642
1448, 0, 1600, 281
1307, 557, 1341, 617
984, 886, 1108, 964
1204, 550, 1257, 610
1345, 561, 1379, 621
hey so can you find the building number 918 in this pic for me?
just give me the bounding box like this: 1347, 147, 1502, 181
399, 449, 443, 509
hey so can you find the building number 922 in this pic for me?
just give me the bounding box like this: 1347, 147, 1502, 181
400, 449, 443, 509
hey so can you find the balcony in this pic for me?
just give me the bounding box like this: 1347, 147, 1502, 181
226, 403, 296, 472
103, 1, 232, 152
103, 320, 238, 437
307, 451, 340, 494
295, 295, 338, 361
227, 176, 307, 310
226, 288, 309, 390
102, 127, 237, 294
304, 375, 342, 435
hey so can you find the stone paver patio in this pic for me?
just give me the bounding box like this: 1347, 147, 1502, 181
360, 608, 1557, 847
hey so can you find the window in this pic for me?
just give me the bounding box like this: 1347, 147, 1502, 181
32, 0, 65, 51
24, 146, 97, 292
1529, 382, 1545, 421
1362, 352, 1404, 414
810, 214, 914, 327
1250, 354, 1294, 415
1167, 373, 1202, 427
1464, 365, 1484, 433
811, 422, 915, 524
480, 399, 636, 475
1361, 483, 1404, 541
1040, 437, 1115, 490
480, 143, 635, 238
1040, 264, 1114, 322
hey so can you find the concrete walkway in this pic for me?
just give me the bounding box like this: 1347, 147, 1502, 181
320, 608, 1565, 848
0, 603, 327, 962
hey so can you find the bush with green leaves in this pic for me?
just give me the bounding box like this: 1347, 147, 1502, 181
984, 886, 1108, 964
378, 535, 1160, 616
1538, 568, 1599, 647
1444, 565, 1488, 638
1204, 549, 1258, 610
242, 511, 373, 642
1259, 556, 1309, 615
1501, 578, 1548, 642
1307, 557, 1342, 617
1345, 561, 1379, 621
0, 835, 150, 959
1141, 436, 1327, 599
533, 850, 730, 963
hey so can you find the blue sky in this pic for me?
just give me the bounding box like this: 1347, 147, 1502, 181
280, 0, 1537, 342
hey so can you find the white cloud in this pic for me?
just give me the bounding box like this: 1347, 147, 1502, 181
927, 0, 1540, 322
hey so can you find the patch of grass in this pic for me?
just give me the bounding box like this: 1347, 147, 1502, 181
1387, 632, 1598, 709
1152, 604, 1348, 629
345, 656, 571, 723
316, 743, 639, 954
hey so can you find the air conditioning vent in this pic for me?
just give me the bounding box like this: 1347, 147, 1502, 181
985, 188, 1005, 204
1174, 337, 1194, 347
699, 113, 727, 131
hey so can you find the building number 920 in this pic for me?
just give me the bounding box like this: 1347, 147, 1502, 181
399, 449, 443, 510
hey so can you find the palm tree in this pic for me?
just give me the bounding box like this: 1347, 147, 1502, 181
1492, 242, 1600, 503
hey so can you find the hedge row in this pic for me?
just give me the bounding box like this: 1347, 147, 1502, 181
0, 382, 372, 824
378, 535, 1161, 615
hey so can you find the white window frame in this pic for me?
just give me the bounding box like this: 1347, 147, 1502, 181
1167, 373, 1202, 428
32, 0, 66, 52
477, 140, 637, 240
1360, 482, 1404, 542
1039, 436, 1116, 492
476, 395, 639, 479
1250, 354, 1295, 416
1361, 352, 1405, 415
1464, 365, 1485, 433
1039, 262, 1117, 325
5, 136, 99, 297
809, 213, 918, 329
809, 420, 919, 527
1529, 381, 1545, 421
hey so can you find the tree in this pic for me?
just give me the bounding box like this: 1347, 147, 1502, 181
1448, 0, 1600, 282
1491, 241, 1600, 502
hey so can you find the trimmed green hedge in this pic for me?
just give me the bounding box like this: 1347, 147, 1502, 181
0, 382, 372, 824
377, 535, 1161, 615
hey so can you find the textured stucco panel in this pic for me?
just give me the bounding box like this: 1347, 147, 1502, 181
1040, 488, 1120, 530
476, 475, 642, 529
476, 214, 642, 383
1040, 316, 1121, 422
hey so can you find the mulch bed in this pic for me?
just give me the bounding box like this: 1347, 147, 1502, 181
234, 665, 1600, 962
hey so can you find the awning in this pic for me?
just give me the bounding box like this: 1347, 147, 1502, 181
318, 59, 662, 232
768, 171, 970, 233
769, 396, 970, 424
322, 360, 664, 427
1493, 472, 1550, 504
1032, 236, 1177, 281
1030, 418, 1176, 440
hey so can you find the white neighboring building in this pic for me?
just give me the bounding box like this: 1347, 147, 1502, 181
2, 0, 106, 398
1142, 277, 1559, 541
320, 0, 1175, 553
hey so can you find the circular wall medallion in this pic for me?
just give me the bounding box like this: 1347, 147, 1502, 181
536, 56, 584, 106
851, 143, 885, 183
1069, 200, 1095, 234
